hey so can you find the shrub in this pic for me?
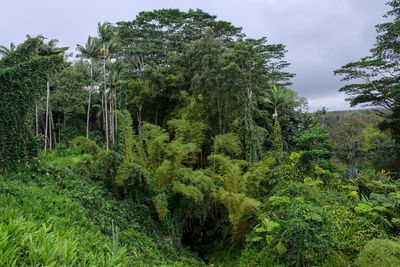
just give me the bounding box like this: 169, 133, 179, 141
70, 136, 101, 155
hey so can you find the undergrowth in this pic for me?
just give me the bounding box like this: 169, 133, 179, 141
0, 147, 203, 266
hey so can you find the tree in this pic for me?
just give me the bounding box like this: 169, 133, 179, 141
107, 60, 124, 144
116, 9, 243, 79
126, 80, 151, 134
38, 38, 68, 151
0, 37, 63, 169
273, 120, 283, 152
334, 0, 400, 145
295, 126, 333, 173
50, 62, 89, 142
263, 84, 290, 123
38, 38, 68, 57
0, 42, 16, 57
97, 21, 116, 151
264, 85, 292, 151
76, 36, 100, 139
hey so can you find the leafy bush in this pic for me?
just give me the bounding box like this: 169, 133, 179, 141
70, 136, 101, 155
280, 204, 336, 266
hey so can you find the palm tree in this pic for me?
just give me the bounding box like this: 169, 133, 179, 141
264, 84, 290, 152
38, 38, 68, 56
0, 42, 16, 57
263, 84, 290, 123
77, 36, 100, 139
107, 60, 125, 144
97, 22, 116, 151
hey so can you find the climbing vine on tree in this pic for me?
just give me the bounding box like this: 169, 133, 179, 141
0, 38, 63, 170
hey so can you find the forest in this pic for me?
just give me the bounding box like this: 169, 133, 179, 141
1, 1, 400, 266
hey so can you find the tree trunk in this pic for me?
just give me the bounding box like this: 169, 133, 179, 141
86, 58, 93, 139
44, 82, 50, 152
273, 106, 278, 123
50, 110, 56, 147
114, 87, 118, 138
35, 101, 39, 137
103, 43, 109, 151
109, 91, 114, 144
58, 117, 61, 144
217, 99, 222, 134
137, 105, 142, 134
49, 108, 52, 150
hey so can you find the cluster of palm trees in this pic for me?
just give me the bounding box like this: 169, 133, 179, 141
76, 22, 122, 151
1, 23, 122, 152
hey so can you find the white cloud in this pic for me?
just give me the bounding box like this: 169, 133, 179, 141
307, 92, 359, 112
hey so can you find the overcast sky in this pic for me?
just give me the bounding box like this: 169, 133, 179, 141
0, 0, 389, 111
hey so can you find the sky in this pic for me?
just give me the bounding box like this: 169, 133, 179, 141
0, 0, 389, 111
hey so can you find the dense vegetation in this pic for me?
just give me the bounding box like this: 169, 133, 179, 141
1, 2, 400, 266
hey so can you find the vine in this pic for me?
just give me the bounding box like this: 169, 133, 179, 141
0, 53, 63, 170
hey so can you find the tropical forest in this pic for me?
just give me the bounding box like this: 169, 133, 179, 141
1, 1, 400, 266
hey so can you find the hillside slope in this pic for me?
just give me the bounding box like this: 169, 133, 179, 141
0, 149, 203, 266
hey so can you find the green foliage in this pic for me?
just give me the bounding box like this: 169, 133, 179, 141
70, 136, 101, 155
295, 126, 333, 175
153, 193, 169, 221
264, 84, 291, 121
115, 110, 135, 162
279, 203, 335, 266
135, 123, 169, 172
354, 239, 400, 267
319, 110, 398, 171
4, 7, 400, 267
208, 154, 260, 245
272, 121, 283, 152
0, 174, 128, 266
213, 133, 242, 159
116, 9, 243, 79
0, 146, 203, 266
126, 80, 152, 132
0, 37, 63, 170
334, 1, 400, 145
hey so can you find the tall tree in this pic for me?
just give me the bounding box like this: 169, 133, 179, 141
107, 59, 124, 143
50, 62, 89, 142
97, 22, 116, 150
38, 38, 68, 151
76, 36, 100, 139
116, 9, 243, 79
263, 85, 291, 123
334, 0, 400, 145
263, 85, 292, 151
